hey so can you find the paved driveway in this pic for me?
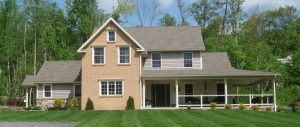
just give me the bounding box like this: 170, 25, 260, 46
0, 122, 78, 127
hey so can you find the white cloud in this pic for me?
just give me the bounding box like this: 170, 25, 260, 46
159, 0, 174, 9
97, 0, 175, 13
243, 0, 300, 10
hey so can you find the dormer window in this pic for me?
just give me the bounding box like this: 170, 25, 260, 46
183, 52, 193, 68
107, 29, 116, 42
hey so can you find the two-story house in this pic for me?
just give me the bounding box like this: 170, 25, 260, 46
22, 18, 279, 111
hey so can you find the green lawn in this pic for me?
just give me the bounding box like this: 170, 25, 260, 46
0, 110, 299, 127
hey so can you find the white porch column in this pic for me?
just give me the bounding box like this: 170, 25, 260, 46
224, 78, 228, 104
142, 79, 146, 108
25, 87, 29, 108
273, 79, 277, 112
175, 78, 179, 108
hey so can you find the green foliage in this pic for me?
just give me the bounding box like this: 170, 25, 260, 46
53, 99, 64, 109
288, 101, 299, 112
224, 104, 232, 109
266, 107, 273, 112
277, 86, 300, 105
85, 98, 94, 110
210, 102, 217, 110
126, 96, 135, 110
68, 98, 79, 110
0, 97, 8, 105
239, 103, 246, 110
160, 13, 177, 26
251, 105, 260, 111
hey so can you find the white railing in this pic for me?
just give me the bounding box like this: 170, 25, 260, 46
178, 94, 274, 108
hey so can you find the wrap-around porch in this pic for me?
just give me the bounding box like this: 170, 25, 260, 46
141, 77, 277, 111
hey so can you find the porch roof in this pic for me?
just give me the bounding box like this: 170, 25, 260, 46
141, 69, 278, 78
22, 61, 81, 86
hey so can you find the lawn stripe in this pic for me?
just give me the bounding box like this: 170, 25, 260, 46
76, 111, 110, 127
137, 110, 177, 127
120, 110, 142, 127
177, 110, 220, 127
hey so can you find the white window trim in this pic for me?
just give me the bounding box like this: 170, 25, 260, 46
92, 46, 106, 65
183, 52, 193, 68
43, 84, 52, 98
99, 80, 124, 96
117, 45, 131, 65
107, 29, 116, 42
73, 84, 81, 98
151, 52, 162, 68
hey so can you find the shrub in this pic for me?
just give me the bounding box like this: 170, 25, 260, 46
85, 98, 94, 110
288, 101, 299, 112
187, 101, 192, 110
251, 105, 260, 111
25, 106, 42, 111
210, 102, 217, 110
7, 99, 17, 106
126, 96, 135, 110
0, 97, 8, 105
266, 106, 273, 112
68, 98, 79, 110
53, 99, 64, 110
224, 104, 232, 109
239, 103, 246, 110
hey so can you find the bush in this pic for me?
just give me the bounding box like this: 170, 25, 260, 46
239, 103, 246, 110
53, 99, 64, 110
85, 98, 94, 110
210, 102, 217, 110
7, 99, 17, 106
251, 105, 260, 111
126, 96, 135, 110
187, 101, 192, 110
24, 106, 42, 111
68, 98, 79, 110
266, 106, 273, 112
224, 104, 232, 109
288, 101, 299, 112
0, 97, 8, 105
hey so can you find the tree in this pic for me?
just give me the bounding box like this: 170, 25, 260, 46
112, 0, 135, 23
135, 0, 162, 26
190, 0, 219, 28
159, 13, 176, 26
176, 0, 189, 26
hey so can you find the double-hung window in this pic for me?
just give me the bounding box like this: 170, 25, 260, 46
118, 46, 130, 64
93, 47, 104, 64
44, 84, 52, 98
152, 52, 161, 68
107, 30, 116, 42
100, 80, 123, 96
183, 52, 193, 67
74, 84, 81, 98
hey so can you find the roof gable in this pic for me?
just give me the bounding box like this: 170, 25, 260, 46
77, 18, 145, 52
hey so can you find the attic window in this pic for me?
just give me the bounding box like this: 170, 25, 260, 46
107, 29, 116, 42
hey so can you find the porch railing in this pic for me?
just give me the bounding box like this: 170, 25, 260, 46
178, 94, 273, 108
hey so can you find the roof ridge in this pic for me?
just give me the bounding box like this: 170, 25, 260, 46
124, 26, 201, 29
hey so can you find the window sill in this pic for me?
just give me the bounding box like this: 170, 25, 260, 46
118, 63, 130, 66
92, 64, 105, 66
99, 95, 123, 98
107, 41, 116, 43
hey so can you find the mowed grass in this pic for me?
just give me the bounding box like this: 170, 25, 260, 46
0, 110, 299, 127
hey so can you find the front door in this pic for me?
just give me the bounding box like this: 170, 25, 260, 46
216, 83, 225, 103
151, 84, 170, 107
185, 84, 193, 104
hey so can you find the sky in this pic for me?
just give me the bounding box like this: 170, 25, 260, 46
55, 0, 300, 27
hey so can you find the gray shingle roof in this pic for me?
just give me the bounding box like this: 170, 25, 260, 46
142, 52, 278, 78
124, 26, 205, 51
22, 61, 81, 86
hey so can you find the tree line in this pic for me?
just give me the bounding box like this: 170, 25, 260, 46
0, 0, 299, 105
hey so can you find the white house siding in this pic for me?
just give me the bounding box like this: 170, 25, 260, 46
143, 52, 202, 70
36, 83, 75, 99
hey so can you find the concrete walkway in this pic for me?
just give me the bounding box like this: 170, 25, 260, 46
0, 122, 78, 127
